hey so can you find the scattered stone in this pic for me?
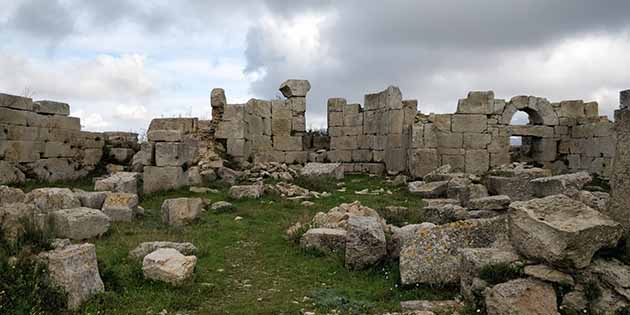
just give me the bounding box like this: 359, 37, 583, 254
0, 202, 36, 241
143, 166, 187, 194
530, 171, 592, 198
161, 198, 204, 226
400, 216, 509, 285
586, 259, 630, 301
101, 192, 139, 222
39, 243, 104, 310
311, 201, 384, 230
300, 228, 347, 253
400, 300, 465, 314
575, 190, 610, 212
467, 195, 511, 210
94, 172, 142, 195
561, 288, 588, 312
229, 182, 265, 199
487, 165, 551, 201
142, 248, 197, 286
524, 264, 575, 286
301, 201, 315, 207
345, 216, 386, 270
391, 175, 408, 186
423, 165, 453, 182
300, 162, 344, 179
423, 204, 467, 225
408, 180, 449, 198
0, 161, 26, 185
25, 188, 81, 212
129, 241, 197, 261
0, 185, 25, 206
72, 190, 108, 210
459, 247, 522, 303
50, 207, 111, 240
509, 194, 623, 269
211, 201, 234, 211
216, 167, 241, 185
485, 278, 557, 315
189, 186, 219, 194
424, 198, 461, 207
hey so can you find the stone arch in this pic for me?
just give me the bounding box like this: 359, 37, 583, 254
499, 96, 558, 126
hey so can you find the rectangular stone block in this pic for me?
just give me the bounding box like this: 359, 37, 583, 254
143, 166, 186, 194
155, 142, 194, 166
0, 140, 42, 162
0, 93, 33, 111
372, 150, 385, 162
342, 126, 362, 136
83, 148, 103, 166
33, 101, 70, 116
490, 151, 510, 167
531, 138, 558, 162
327, 150, 351, 162
554, 126, 569, 135
374, 135, 388, 150
509, 125, 554, 138
343, 103, 361, 114
330, 136, 359, 150
365, 86, 402, 111
423, 124, 438, 148
247, 114, 265, 136
463, 133, 491, 149
271, 118, 291, 135
227, 138, 247, 157
271, 100, 291, 119
452, 114, 487, 133
148, 118, 197, 133
292, 115, 305, 132
147, 130, 184, 142
402, 100, 418, 127
436, 131, 463, 148
389, 109, 404, 134
429, 114, 452, 131
285, 151, 307, 164
43, 142, 75, 158
465, 149, 489, 175
246, 99, 271, 117
584, 102, 598, 117
408, 148, 439, 178
0, 107, 29, 126
441, 154, 465, 172
215, 120, 245, 139
328, 111, 343, 127
343, 113, 363, 126
251, 135, 272, 151
411, 125, 423, 148
288, 97, 306, 113
352, 150, 372, 162
559, 100, 585, 118
359, 134, 376, 149
327, 98, 346, 112
4, 124, 40, 141
456, 91, 494, 114
387, 133, 404, 149
273, 136, 303, 151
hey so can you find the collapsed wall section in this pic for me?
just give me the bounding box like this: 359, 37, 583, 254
0, 93, 104, 184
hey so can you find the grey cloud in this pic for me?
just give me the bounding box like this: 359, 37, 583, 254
245, 0, 630, 122
8, 0, 75, 41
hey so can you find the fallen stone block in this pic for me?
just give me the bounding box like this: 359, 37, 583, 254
72, 190, 108, 210
485, 278, 557, 315
408, 180, 449, 198
94, 172, 142, 195
39, 243, 104, 310
142, 248, 197, 286
210, 201, 234, 211
400, 216, 509, 285
468, 195, 511, 210
161, 197, 204, 226
50, 207, 111, 240
523, 264, 574, 286
101, 192, 139, 222
108, 148, 135, 164
423, 204, 468, 225
300, 162, 344, 180
345, 216, 386, 270
459, 247, 522, 303
229, 183, 265, 199
143, 166, 186, 194
509, 194, 623, 269
530, 171, 592, 198
0, 161, 25, 185
129, 241, 197, 261
300, 228, 347, 253
25, 187, 81, 212
0, 185, 25, 206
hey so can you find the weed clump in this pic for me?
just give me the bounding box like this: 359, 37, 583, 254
293, 175, 336, 193
310, 288, 374, 315
478, 262, 524, 285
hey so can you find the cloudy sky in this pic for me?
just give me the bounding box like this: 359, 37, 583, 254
1, 1, 630, 133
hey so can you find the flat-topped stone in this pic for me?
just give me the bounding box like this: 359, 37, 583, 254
279, 80, 311, 98
50, 207, 111, 240
33, 100, 70, 116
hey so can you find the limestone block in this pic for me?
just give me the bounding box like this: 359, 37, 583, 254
493, 99, 506, 114
389, 109, 404, 133
1, 140, 42, 162
365, 86, 403, 111
155, 142, 194, 167
274, 136, 303, 151
385, 149, 406, 173
436, 131, 463, 148
129, 241, 197, 261
147, 130, 183, 142
429, 114, 452, 131
362, 110, 380, 134
251, 135, 272, 151
554, 125, 569, 135
45, 116, 81, 130
463, 133, 491, 149
352, 150, 372, 162
143, 166, 186, 194
509, 125, 554, 138
411, 125, 424, 148
227, 138, 247, 157
161, 197, 204, 226
327, 98, 346, 112
279, 80, 311, 98
345, 216, 386, 270
94, 172, 141, 195
456, 91, 494, 114
4, 124, 40, 140
288, 97, 306, 113
485, 279, 557, 315
441, 154, 465, 172
0, 93, 33, 111
327, 150, 352, 162
33, 100, 70, 116
142, 248, 197, 286
531, 138, 558, 162
222, 105, 245, 122
584, 101, 599, 117
27, 158, 86, 182
408, 148, 439, 178
465, 149, 489, 175
423, 124, 438, 148
343, 103, 361, 114
490, 152, 511, 167
292, 115, 305, 132
271, 118, 291, 135
402, 100, 418, 127
0, 107, 30, 126
328, 111, 343, 127
372, 150, 385, 162
42, 141, 74, 158
285, 151, 308, 164
560, 100, 585, 118
343, 112, 363, 127
215, 120, 245, 139
50, 207, 111, 240
101, 192, 138, 222
271, 100, 291, 118
452, 114, 487, 133
246, 99, 271, 117
330, 136, 358, 150
39, 243, 104, 310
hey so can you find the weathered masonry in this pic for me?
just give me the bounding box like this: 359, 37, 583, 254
0, 93, 139, 185
215, 80, 616, 177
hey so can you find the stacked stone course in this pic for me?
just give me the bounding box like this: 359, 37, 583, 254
0, 93, 104, 184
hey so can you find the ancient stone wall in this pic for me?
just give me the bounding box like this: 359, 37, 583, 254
214, 80, 309, 164
0, 93, 105, 184
408, 92, 615, 177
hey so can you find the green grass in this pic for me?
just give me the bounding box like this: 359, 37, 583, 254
11, 174, 457, 314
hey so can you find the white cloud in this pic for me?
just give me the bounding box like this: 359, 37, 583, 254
73, 110, 111, 130
114, 104, 151, 121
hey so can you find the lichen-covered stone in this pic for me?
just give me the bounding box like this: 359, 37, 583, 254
345, 216, 386, 270
50, 207, 111, 240
161, 197, 204, 226
129, 241, 197, 261
142, 248, 197, 285
485, 278, 557, 315
300, 228, 347, 253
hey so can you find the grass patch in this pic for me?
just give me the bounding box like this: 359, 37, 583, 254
310, 288, 375, 315
292, 175, 337, 193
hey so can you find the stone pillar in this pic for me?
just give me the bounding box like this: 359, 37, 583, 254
606, 91, 630, 231
210, 88, 226, 133
621, 89, 630, 110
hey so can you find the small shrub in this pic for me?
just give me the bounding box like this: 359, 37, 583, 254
287, 222, 313, 245
377, 206, 425, 227
616, 306, 630, 315
293, 176, 336, 193
0, 255, 68, 314
310, 288, 375, 315
478, 262, 524, 285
